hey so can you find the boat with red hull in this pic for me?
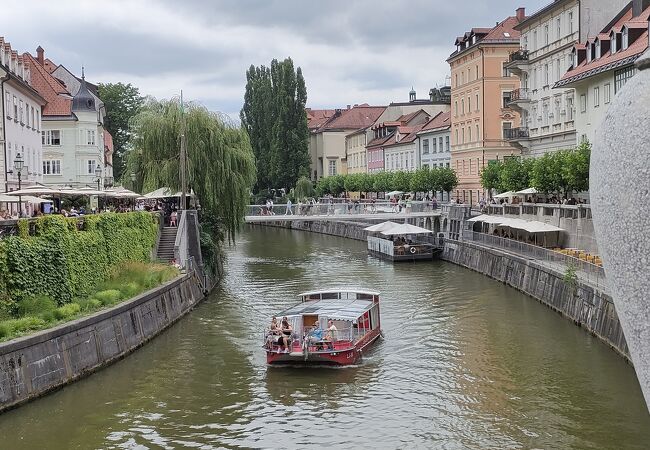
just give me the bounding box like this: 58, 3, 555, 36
264, 289, 382, 366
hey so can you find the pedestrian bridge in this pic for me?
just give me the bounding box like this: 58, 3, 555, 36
245, 210, 442, 223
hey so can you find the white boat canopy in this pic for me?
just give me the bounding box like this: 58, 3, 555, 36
280, 298, 374, 321
380, 223, 432, 236
364, 221, 400, 232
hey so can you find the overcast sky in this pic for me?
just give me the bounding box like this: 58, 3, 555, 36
3, 0, 548, 119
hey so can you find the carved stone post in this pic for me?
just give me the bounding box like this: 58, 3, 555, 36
591, 51, 650, 410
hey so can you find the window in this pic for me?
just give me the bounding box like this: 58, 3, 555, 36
461, 128, 465, 144
475, 65, 479, 79
467, 96, 471, 112
544, 64, 549, 86
87, 160, 97, 175
557, 17, 561, 40
545, 24, 549, 45
567, 97, 574, 121
502, 91, 512, 108
13, 96, 17, 120
328, 160, 337, 176
42, 130, 61, 146
580, 94, 586, 112
595, 41, 601, 59
502, 121, 512, 139
19, 100, 24, 124
43, 160, 61, 175
502, 63, 510, 77
475, 93, 479, 111
445, 136, 450, 151
461, 99, 465, 115
556, 59, 561, 81
533, 30, 537, 49
569, 11, 574, 34
622, 27, 629, 50
5, 93, 11, 119
476, 124, 480, 141
86, 130, 96, 145
455, 129, 458, 144
604, 83, 611, 104
455, 101, 458, 116
593, 86, 600, 107
615, 66, 635, 93
468, 126, 472, 142
423, 139, 429, 154
439, 137, 444, 152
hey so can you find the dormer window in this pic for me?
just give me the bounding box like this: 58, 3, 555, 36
587, 44, 592, 63
595, 40, 601, 59
611, 32, 617, 53
622, 27, 629, 50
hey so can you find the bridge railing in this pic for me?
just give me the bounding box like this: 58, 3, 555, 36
461, 230, 607, 290
247, 200, 442, 217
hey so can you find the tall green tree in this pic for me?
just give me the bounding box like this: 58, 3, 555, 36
562, 141, 591, 195
499, 156, 531, 192
480, 160, 502, 196
127, 97, 256, 242
241, 58, 310, 191
438, 167, 459, 195
294, 176, 314, 201
97, 83, 144, 181
410, 168, 430, 194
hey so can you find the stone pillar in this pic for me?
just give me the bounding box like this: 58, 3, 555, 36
591, 51, 650, 411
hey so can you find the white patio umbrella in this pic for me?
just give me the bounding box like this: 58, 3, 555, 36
6, 185, 61, 196
516, 187, 538, 195
364, 221, 400, 232
21, 195, 53, 204
380, 223, 432, 236
386, 191, 404, 197
494, 191, 515, 198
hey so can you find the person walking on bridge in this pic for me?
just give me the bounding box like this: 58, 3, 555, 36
285, 199, 293, 215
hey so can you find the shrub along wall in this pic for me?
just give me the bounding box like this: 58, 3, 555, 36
0, 212, 158, 310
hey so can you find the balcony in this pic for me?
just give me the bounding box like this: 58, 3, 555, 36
504, 127, 530, 147
507, 88, 531, 112
505, 49, 530, 76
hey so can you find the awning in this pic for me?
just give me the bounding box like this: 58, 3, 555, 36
494, 191, 515, 198
380, 223, 432, 235
364, 221, 400, 232
468, 214, 563, 233
516, 188, 538, 195
6, 185, 61, 196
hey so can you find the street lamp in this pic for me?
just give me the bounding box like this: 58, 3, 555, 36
94, 165, 102, 190
130, 172, 136, 188
13, 153, 24, 217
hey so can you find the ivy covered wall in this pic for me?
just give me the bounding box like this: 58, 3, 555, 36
0, 212, 158, 309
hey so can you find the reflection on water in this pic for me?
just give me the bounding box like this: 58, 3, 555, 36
0, 226, 648, 449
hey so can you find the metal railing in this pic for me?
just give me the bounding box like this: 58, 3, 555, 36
264, 325, 367, 353
503, 127, 530, 140
247, 200, 443, 217
509, 49, 529, 62
461, 230, 607, 290
509, 88, 530, 102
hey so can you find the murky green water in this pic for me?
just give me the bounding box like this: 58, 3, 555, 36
0, 227, 648, 449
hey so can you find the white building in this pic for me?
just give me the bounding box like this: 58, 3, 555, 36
555, 2, 650, 143
505, 0, 579, 156
1, 38, 46, 195
383, 125, 420, 173
417, 111, 451, 170
26, 48, 109, 189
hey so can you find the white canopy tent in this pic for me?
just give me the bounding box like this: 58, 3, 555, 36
516, 187, 538, 195
494, 191, 515, 198
6, 185, 61, 196
468, 214, 563, 247
381, 223, 432, 236
386, 191, 404, 198
143, 187, 195, 199
364, 221, 400, 233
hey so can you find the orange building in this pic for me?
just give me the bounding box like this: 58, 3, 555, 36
447, 8, 526, 205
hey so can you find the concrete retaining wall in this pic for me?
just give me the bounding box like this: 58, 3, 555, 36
0, 273, 205, 413
442, 239, 629, 360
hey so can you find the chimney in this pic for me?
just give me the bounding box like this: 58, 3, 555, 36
347, 104, 351, 109
632, 0, 650, 17
36, 46, 44, 65
516, 7, 525, 21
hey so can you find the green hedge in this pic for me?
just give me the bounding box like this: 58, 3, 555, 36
0, 212, 158, 309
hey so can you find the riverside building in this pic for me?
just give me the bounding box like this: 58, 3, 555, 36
448, 8, 526, 205
505, 0, 579, 156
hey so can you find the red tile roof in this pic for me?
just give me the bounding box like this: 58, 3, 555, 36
24, 53, 73, 116
449, 14, 523, 60
306, 108, 336, 130
556, 5, 649, 88
43, 58, 58, 74
419, 111, 451, 132
320, 106, 385, 131
384, 124, 425, 148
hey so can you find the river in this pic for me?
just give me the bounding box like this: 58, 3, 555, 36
0, 226, 648, 449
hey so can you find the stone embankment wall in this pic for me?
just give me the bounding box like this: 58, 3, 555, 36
0, 273, 204, 413
249, 220, 369, 242
442, 239, 629, 360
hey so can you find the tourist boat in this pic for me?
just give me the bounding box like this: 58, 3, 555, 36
264, 289, 382, 366
365, 221, 441, 262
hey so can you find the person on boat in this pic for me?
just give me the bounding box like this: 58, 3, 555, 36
307, 320, 325, 350
279, 317, 293, 353
324, 320, 338, 350
268, 317, 282, 349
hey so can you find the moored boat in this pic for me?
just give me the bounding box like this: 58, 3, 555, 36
264, 289, 382, 366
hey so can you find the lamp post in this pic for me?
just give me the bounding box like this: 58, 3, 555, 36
13, 153, 24, 217
130, 172, 136, 189
95, 165, 103, 212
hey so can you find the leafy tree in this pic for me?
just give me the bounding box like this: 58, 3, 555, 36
427, 167, 441, 194
241, 58, 310, 191
562, 140, 591, 195
410, 168, 430, 194
499, 156, 530, 192
480, 160, 502, 196
372, 171, 393, 193
128, 97, 256, 243
358, 173, 374, 196
97, 83, 144, 182
531, 151, 563, 195
315, 177, 330, 197
294, 176, 314, 201
438, 167, 459, 195
344, 173, 362, 193
391, 171, 412, 192
328, 175, 345, 196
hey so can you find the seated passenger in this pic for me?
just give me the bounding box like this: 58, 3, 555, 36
324, 320, 338, 350
268, 317, 282, 349
279, 317, 293, 353
307, 320, 324, 350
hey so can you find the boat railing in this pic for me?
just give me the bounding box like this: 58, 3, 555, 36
263, 326, 373, 352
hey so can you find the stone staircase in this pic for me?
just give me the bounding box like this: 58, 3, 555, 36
157, 226, 178, 262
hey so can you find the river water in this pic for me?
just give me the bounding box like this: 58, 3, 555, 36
1, 227, 649, 449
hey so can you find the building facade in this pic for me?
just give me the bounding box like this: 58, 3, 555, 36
417, 111, 451, 170
555, 2, 650, 143
26, 48, 109, 189
345, 128, 368, 174
1, 38, 46, 195
506, 0, 579, 156
448, 9, 526, 205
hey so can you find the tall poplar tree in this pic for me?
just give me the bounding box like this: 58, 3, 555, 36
241, 58, 310, 191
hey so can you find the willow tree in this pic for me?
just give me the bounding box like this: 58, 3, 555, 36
127, 97, 256, 243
